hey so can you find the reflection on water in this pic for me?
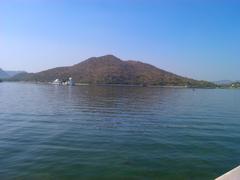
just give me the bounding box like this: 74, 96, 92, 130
0, 82, 240, 179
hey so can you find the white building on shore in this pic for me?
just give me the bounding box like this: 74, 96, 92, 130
52, 77, 75, 86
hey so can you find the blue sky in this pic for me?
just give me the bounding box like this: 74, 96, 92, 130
0, 0, 240, 81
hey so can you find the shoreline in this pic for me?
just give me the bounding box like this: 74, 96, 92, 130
1, 80, 229, 89
3, 80, 240, 89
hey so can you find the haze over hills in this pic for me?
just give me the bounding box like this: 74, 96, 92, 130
6, 70, 26, 77
0, 68, 10, 79
0, 68, 26, 79
11, 55, 215, 87
214, 80, 240, 85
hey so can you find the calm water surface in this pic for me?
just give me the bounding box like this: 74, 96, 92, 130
0, 82, 239, 180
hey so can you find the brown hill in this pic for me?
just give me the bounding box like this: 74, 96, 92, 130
11, 55, 215, 87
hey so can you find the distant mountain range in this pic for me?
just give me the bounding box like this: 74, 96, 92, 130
214, 80, 234, 85
0, 68, 26, 79
214, 80, 240, 85
10, 55, 215, 87
214, 80, 240, 88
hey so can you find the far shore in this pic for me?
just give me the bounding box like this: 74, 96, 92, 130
3, 80, 239, 89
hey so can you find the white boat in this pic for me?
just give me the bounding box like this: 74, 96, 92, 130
216, 165, 240, 180
52, 79, 61, 85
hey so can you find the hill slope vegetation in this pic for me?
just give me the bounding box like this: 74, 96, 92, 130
11, 55, 215, 87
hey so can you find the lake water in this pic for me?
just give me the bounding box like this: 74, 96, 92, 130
0, 82, 239, 180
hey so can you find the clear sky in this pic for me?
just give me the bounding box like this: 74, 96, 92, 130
0, 0, 240, 81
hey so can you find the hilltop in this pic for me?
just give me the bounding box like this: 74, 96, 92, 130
11, 55, 215, 87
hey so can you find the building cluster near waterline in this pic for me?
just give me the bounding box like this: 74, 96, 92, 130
52, 77, 75, 86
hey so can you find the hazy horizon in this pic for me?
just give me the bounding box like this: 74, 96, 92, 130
1, 0, 240, 81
